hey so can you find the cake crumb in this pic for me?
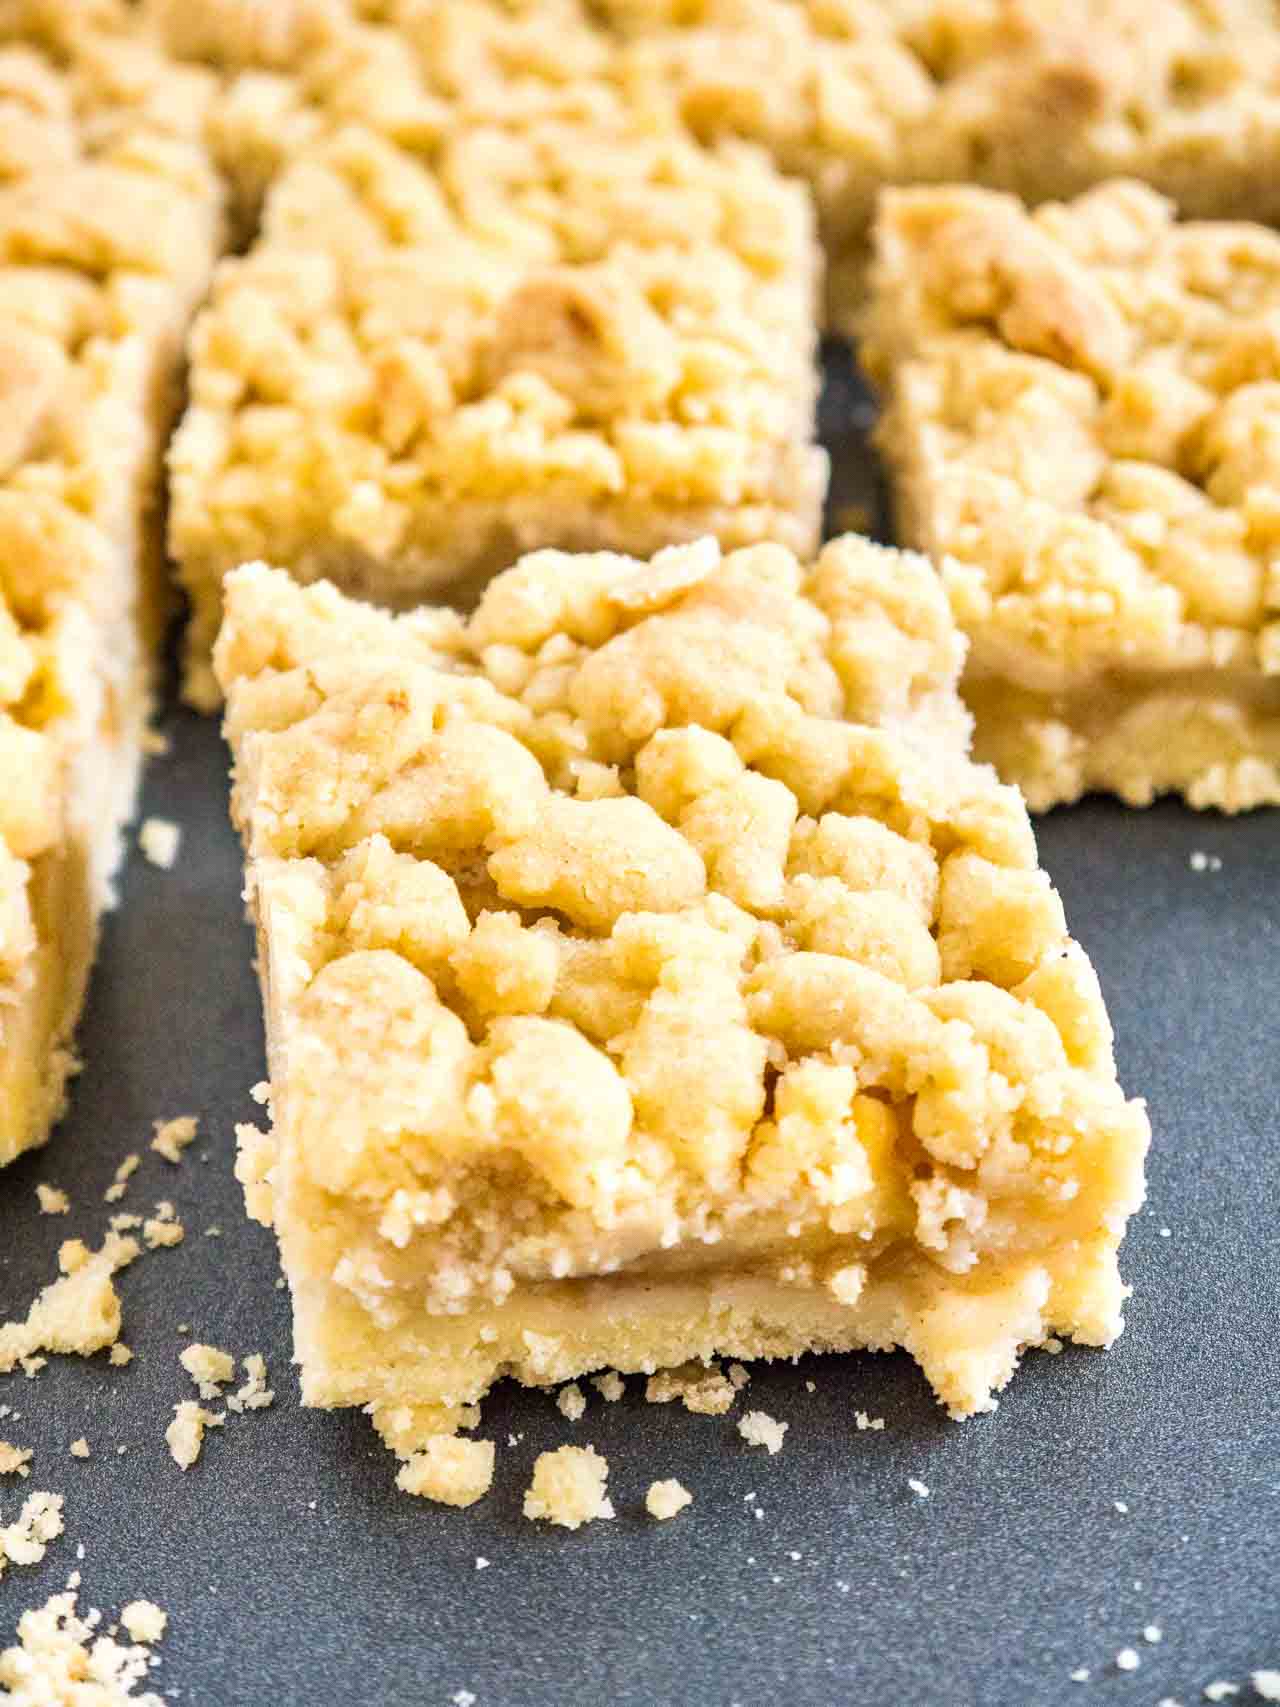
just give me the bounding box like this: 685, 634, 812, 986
1189, 850, 1223, 873
1114, 1500, 1129, 1513
591, 1372, 625, 1403
0, 1491, 64, 1578
738, 1412, 788, 1455
1070, 1668, 1090, 1683
179, 1344, 234, 1400
165, 1402, 223, 1470
1116, 1647, 1140, 1672
908, 1478, 930, 1499
151, 1116, 198, 1165
727, 1364, 751, 1391
556, 1383, 586, 1423
854, 1411, 885, 1432
104, 1156, 140, 1204
1204, 1685, 1239, 1702
395, 1438, 495, 1508
645, 1479, 693, 1521
139, 818, 181, 869
649, 1362, 737, 1416
34, 1185, 68, 1216
0, 1587, 167, 1702
0, 1234, 139, 1375
227, 1354, 274, 1414
109, 1345, 133, 1368
523, 1446, 612, 1529
18, 1359, 45, 1380
1042, 1336, 1064, 1355
1252, 1672, 1280, 1701
142, 1202, 184, 1250
474, 1557, 489, 1572
69, 1440, 89, 1460
119, 1601, 167, 1645
451, 1692, 476, 1707
0, 1445, 31, 1479
1145, 1625, 1163, 1644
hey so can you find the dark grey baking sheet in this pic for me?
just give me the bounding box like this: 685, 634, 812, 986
0, 357, 1277, 1707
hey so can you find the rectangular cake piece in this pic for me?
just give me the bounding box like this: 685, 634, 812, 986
864, 179, 1280, 812
600, 0, 1280, 331
0, 14, 224, 1164
170, 100, 825, 707
217, 537, 1148, 1433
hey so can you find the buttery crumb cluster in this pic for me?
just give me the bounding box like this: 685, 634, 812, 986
218, 537, 1148, 1435
866, 179, 1280, 811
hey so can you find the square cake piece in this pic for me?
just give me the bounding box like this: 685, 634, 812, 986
0, 15, 224, 1164
601, 0, 1280, 330
170, 100, 825, 707
217, 537, 1148, 1432
865, 179, 1280, 812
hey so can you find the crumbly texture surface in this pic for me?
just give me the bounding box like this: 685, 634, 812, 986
216, 538, 1148, 1431
0, 9, 224, 1165
0, 1588, 167, 1704
865, 178, 1280, 812
165, 1401, 223, 1471
523, 1445, 612, 1529
738, 1410, 788, 1454
0, 1234, 140, 1375
170, 105, 823, 705
0, 1490, 63, 1581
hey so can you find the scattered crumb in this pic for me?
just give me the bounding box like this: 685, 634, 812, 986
451, 1692, 476, 1707
0, 1588, 167, 1704
1156, 1698, 1181, 1706
1114, 1500, 1129, 1513
139, 818, 181, 869
556, 1384, 586, 1423
142, 1203, 184, 1250
227, 1354, 274, 1414
854, 1411, 885, 1432
1042, 1336, 1064, 1354
396, 1438, 494, 1508
103, 1156, 140, 1205
1116, 1647, 1140, 1672
645, 1480, 693, 1522
34, 1185, 68, 1216
0, 1445, 32, 1480
0, 1492, 64, 1579
523, 1446, 612, 1530
738, 1412, 788, 1455
109, 1345, 133, 1368
1253, 1672, 1280, 1701
151, 1116, 198, 1165
1070, 1669, 1090, 1683
804, 1380, 815, 1393
1160, 1226, 1172, 1237
727, 1364, 751, 1390
69, 1440, 89, 1460
1204, 1685, 1240, 1702
591, 1372, 625, 1403
1145, 1626, 1163, 1644
19, 1359, 44, 1380
204, 1227, 222, 1238
474, 1558, 489, 1572
646, 1361, 737, 1416
0, 1235, 139, 1375
119, 1602, 167, 1646
907, 1477, 930, 1499
179, 1344, 234, 1400
165, 1402, 223, 1470
1189, 850, 1223, 873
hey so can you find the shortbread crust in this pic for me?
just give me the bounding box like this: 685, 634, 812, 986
217, 539, 1148, 1427
864, 179, 1280, 811
0, 15, 223, 1163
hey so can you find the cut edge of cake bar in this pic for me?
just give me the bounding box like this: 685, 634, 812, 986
0, 22, 226, 1166
215, 538, 1149, 1432
864, 177, 1280, 813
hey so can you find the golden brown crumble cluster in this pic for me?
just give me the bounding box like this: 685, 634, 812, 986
217, 541, 1148, 1420
865, 179, 1280, 810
